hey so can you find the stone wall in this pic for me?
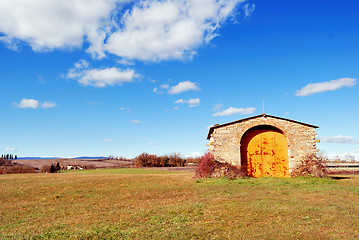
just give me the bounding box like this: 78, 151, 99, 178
208, 115, 318, 172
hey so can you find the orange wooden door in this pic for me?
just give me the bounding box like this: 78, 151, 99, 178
242, 129, 289, 177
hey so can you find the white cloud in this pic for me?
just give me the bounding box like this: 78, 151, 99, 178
105, 0, 246, 61
173, 106, 179, 110
104, 139, 113, 142
14, 98, 56, 109
0, 0, 249, 61
78, 67, 137, 87
213, 103, 224, 111
0, 36, 21, 51
119, 107, 130, 113
213, 107, 255, 117
18, 98, 39, 109
296, 78, 357, 96
131, 120, 141, 124
67, 59, 138, 87
175, 98, 200, 107
148, 142, 157, 145
243, 3, 255, 17
74, 59, 89, 69
168, 81, 200, 94
117, 59, 135, 66
87, 101, 101, 105
5, 147, 17, 152
187, 98, 200, 107
320, 135, 358, 144
153, 87, 165, 94
160, 84, 170, 89
153, 84, 170, 94
41, 101, 56, 108
0, 0, 127, 58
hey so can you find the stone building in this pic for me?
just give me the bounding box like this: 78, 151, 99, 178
207, 113, 318, 177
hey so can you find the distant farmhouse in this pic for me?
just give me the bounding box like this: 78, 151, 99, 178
207, 114, 318, 177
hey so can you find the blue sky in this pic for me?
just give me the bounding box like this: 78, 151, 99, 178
0, 0, 358, 159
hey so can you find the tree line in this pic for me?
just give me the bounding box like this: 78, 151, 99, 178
1, 154, 17, 160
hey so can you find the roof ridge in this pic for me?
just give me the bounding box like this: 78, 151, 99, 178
207, 114, 318, 139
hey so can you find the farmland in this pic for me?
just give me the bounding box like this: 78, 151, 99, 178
1, 169, 359, 239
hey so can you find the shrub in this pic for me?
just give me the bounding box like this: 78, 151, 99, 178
0, 158, 12, 166
40, 165, 51, 173
196, 152, 215, 178
84, 164, 96, 169
117, 156, 128, 161
135, 153, 187, 167
291, 153, 328, 178
196, 152, 246, 179
159, 156, 169, 167
50, 164, 56, 173
167, 153, 186, 167
40, 163, 62, 173
135, 153, 159, 167
54, 162, 61, 172
0, 164, 37, 174
186, 157, 201, 164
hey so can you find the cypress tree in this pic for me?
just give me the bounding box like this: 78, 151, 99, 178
50, 164, 55, 173
55, 162, 61, 172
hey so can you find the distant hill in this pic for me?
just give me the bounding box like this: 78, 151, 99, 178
72, 156, 104, 160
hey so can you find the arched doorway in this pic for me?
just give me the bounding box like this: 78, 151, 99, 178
241, 125, 289, 177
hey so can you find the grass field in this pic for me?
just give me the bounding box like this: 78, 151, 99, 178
1, 169, 359, 239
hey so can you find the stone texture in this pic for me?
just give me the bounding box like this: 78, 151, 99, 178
207, 114, 318, 173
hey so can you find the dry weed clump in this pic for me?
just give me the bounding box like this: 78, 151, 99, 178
291, 153, 328, 177
196, 152, 246, 179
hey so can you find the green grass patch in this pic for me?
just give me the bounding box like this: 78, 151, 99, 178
1, 173, 359, 239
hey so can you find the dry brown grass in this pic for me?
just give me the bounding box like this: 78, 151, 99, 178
1, 169, 359, 239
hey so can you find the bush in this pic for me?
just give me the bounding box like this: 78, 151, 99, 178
117, 156, 128, 161
196, 152, 215, 178
196, 152, 246, 179
135, 153, 157, 167
0, 158, 12, 166
167, 153, 186, 167
186, 156, 201, 164
54, 162, 61, 172
84, 164, 96, 169
40, 163, 62, 173
50, 164, 56, 173
135, 153, 187, 167
291, 153, 328, 178
40, 165, 51, 173
0, 164, 37, 174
